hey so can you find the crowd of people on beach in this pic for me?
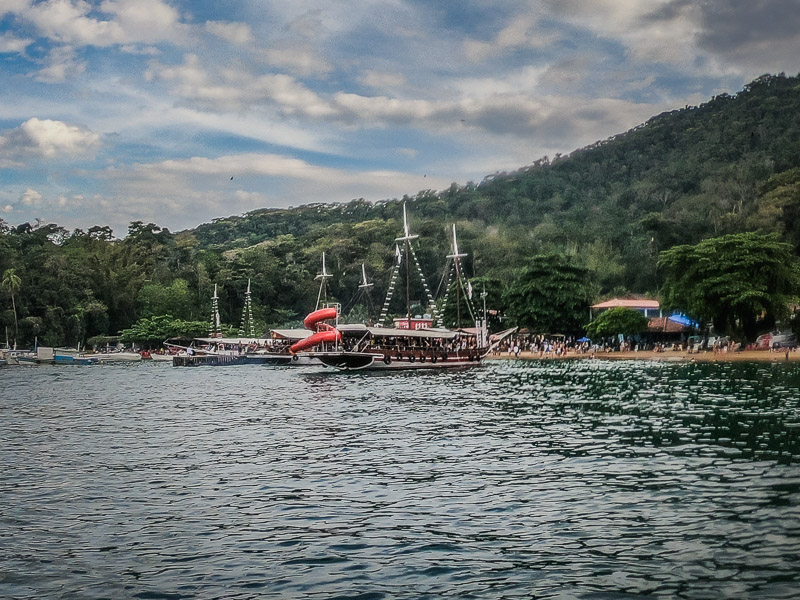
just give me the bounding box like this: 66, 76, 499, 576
493, 335, 586, 358
492, 333, 797, 359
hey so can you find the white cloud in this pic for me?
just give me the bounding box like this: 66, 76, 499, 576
464, 14, 562, 63
543, 0, 703, 67
11, 0, 187, 47
120, 44, 161, 55
284, 8, 327, 40
0, 0, 29, 17
145, 52, 661, 144
21, 117, 100, 157
262, 44, 332, 77
0, 118, 101, 162
20, 188, 43, 206
358, 70, 407, 90
147, 54, 333, 113
136, 153, 347, 183
2, 205, 14, 213
693, 0, 800, 76
456, 66, 547, 98
92, 150, 444, 232
0, 32, 33, 53
205, 20, 253, 45
34, 45, 86, 82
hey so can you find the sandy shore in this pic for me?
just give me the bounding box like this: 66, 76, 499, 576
487, 348, 800, 363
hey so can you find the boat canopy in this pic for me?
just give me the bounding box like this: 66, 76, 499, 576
337, 323, 463, 340
269, 329, 313, 340
192, 337, 272, 345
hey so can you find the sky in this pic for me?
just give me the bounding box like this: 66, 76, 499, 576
1, 0, 799, 237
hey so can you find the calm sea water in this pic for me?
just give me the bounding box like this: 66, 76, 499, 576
1, 359, 799, 599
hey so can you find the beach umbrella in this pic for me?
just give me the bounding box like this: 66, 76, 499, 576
668, 314, 697, 327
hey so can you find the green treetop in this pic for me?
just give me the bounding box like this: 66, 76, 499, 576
502, 253, 594, 334
658, 232, 800, 339
586, 307, 650, 339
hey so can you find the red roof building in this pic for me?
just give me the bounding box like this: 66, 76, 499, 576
590, 298, 661, 318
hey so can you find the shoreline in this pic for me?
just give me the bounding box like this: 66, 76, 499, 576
486, 348, 800, 363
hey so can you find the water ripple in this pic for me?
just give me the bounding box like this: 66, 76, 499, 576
1, 360, 799, 598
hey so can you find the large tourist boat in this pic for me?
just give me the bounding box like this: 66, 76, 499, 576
299, 205, 513, 371
306, 319, 490, 370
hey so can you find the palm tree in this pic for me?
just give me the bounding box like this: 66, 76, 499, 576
1, 268, 21, 347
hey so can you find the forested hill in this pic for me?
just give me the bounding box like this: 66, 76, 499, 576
193, 72, 800, 293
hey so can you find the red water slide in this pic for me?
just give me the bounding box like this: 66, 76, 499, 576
289, 307, 341, 353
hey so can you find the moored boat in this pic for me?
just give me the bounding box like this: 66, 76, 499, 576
88, 351, 143, 363
167, 335, 322, 366
309, 322, 486, 370
53, 348, 99, 365
300, 205, 514, 371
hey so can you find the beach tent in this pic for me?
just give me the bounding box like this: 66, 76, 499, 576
668, 314, 698, 327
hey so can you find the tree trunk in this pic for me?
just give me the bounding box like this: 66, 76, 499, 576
11, 293, 17, 346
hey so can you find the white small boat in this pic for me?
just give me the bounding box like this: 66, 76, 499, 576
90, 351, 143, 363
148, 353, 176, 363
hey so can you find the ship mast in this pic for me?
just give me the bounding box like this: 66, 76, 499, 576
376, 203, 435, 328
359, 263, 373, 291
314, 252, 332, 310
395, 203, 419, 329
239, 278, 255, 338
446, 224, 468, 329
209, 284, 221, 338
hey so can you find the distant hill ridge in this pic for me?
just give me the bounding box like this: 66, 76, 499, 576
191, 72, 800, 294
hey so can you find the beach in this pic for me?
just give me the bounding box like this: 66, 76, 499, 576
488, 348, 800, 363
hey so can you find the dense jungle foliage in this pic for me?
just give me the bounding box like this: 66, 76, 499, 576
3, 73, 800, 348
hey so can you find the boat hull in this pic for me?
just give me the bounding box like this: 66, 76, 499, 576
92, 352, 143, 363
246, 352, 322, 366
311, 350, 484, 371
171, 352, 322, 367
54, 354, 99, 365
172, 354, 250, 367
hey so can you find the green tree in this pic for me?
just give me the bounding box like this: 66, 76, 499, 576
502, 253, 593, 334
119, 315, 209, 346
586, 307, 650, 339
658, 232, 800, 339
136, 279, 195, 319
1, 268, 21, 346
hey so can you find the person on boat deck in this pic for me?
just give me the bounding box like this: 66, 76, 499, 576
186, 346, 194, 355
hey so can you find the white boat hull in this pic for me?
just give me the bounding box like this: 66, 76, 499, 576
91, 352, 143, 363
149, 353, 175, 362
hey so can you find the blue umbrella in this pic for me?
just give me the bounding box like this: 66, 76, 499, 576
577, 337, 591, 343
668, 314, 697, 327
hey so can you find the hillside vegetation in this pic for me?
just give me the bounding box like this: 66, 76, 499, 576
193, 73, 800, 290
3, 73, 800, 347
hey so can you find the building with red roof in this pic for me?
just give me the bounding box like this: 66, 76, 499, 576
590, 298, 661, 319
